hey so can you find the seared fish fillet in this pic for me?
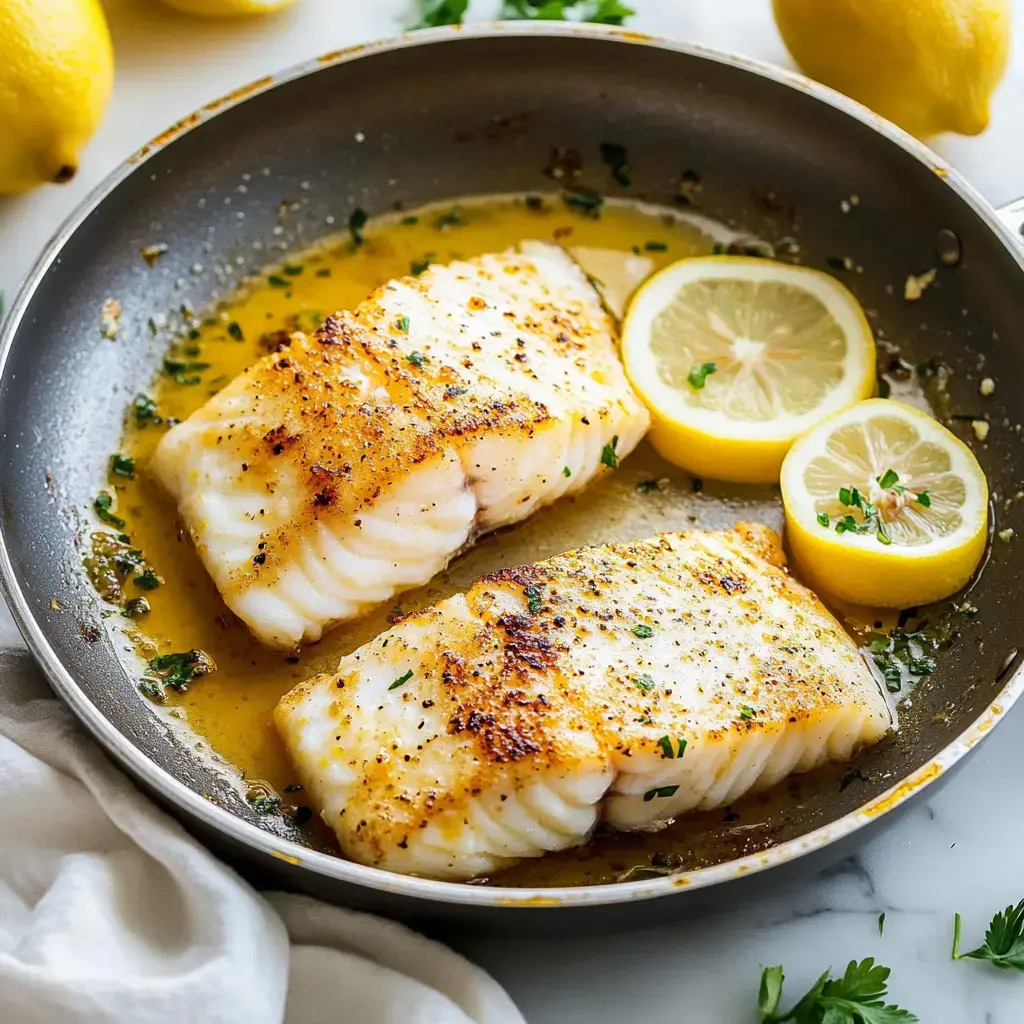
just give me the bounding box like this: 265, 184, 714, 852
275, 525, 890, 880
150, 242, 648, 648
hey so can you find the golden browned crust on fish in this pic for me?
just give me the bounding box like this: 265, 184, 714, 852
276, 526, 889, 872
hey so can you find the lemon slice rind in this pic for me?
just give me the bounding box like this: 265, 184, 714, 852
622, 256, 875, 444
781, 399, 989, 607
618, 253, 876, 481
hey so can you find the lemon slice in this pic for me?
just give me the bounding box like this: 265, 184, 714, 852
621, 256, 876, 482
781, 399, 989, 608
156, 0, 297, 15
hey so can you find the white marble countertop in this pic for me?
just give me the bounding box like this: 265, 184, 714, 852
2, 1, 1023, 1020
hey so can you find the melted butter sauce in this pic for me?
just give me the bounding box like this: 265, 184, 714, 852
110, 195, 898, 887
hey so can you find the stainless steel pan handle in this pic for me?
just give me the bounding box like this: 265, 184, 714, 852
996, 196, 1024, 239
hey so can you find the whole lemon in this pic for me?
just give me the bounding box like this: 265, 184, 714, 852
772, 0, 1012, 137
0, 0, 113, 194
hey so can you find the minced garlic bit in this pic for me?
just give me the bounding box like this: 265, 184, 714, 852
972, 419, 990, 442
904, 268, 936, 302
998, 528, 1015, 543
100, 298, 121, 339
980, 377, 996, 396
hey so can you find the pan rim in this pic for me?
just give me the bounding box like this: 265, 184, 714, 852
2, 21, 1023, 910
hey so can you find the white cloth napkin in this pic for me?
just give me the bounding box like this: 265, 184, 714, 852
0, 649, 525, 1024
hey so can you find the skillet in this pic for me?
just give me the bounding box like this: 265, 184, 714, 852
1, 23, 1023, 932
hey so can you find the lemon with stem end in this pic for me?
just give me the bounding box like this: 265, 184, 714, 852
0, 0, 113, 194
772, 0, 1013, 137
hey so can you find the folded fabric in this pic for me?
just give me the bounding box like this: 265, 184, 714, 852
0, 649, 524, 1024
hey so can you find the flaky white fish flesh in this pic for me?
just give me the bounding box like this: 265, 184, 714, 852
149, 242, 649, 648
275, 524, 891, 880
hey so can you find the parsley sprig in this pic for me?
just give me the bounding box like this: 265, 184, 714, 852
500, 0, 635, 24
410, 0, 467, 26
411, 0, 634, 29
758, 958, 917, 1023
953, 899, 1024, 971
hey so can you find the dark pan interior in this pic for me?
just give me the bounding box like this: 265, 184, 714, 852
2, 30, 1023, 916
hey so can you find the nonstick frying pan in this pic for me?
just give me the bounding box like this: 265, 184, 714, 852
1, 24, 1023, 932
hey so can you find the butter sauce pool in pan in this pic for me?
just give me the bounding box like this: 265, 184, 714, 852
5, 26, 1023, 926
112, 197, 892, 886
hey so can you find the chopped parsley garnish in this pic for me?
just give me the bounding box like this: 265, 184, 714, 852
267, 274, 290, 288
816, 511, 830, 528
133, 569, 161, 591
658, 735, 686, 759
563, 187, 604, 218
600, 435, 619, 469
227, 321, 244, 341
349, 207, 368, 247
839, 768, 866, 792
113, 548, 144, 575
953, 898, 1024, 972
877, 468, 899, 490
247, 792, 281, 815
406, 350, 427, 368
599, 141, 631, 187
739, 705, 755, 720
687, 362, 717, 389
410, 256, 433, 276
409, 0, 468, 27
643, 785, 680, 802
878, 912, 886, 937
389, 669, 414, 691
434, 206, 462, 230
110, 454, 135, 480
163, 357, 209, 386
644, 241, 668, 252
401, 215, 419, 226
631, 624, 654, 639
138, 679, 164, 702
867, 622, 946, 692
122, 597, 151, 619
636, 479, 662, 494
146, 649, 216, 694
133, 393, 158, 426
396, 315, 410, 333
563, 466, 572, 478
163, 359, 210, 374
283, 264, 303, 276
758, 958, 917, 1022
523, 585, 543, 614
634, 673, 655, 691
94, 492, 125, 530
